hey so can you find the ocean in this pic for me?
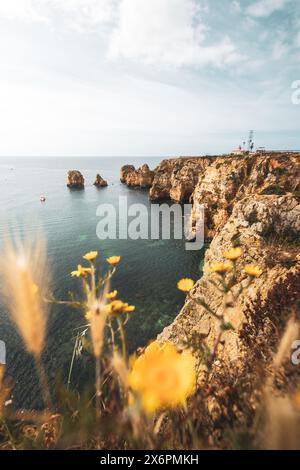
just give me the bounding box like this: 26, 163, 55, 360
0, 157, 204, 408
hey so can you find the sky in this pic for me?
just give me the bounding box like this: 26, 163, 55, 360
0, 0, 299, 157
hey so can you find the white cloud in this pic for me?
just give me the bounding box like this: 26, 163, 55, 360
108, 0, 241, 68
0, 0, 240, 68
45, 0, 118, 32
0, 0, 118, 31
247, 0, 289, 18
0, 0, 47, 22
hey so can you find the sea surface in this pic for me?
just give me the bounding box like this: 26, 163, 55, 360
0, 157, 205, 408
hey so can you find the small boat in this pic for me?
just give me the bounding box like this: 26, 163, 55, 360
40, 195, 46, 202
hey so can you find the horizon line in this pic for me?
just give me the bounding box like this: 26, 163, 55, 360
1, 149, 299, 159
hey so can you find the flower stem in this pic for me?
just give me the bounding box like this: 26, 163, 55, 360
117, 317, 127, 362
95, 357, 101, 419
67, 333, 79, 389
34, 356, 52, 410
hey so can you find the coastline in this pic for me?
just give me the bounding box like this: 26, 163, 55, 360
121, 152, 300, 440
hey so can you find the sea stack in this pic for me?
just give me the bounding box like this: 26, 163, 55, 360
120, 164, 154, 188
67, 170, 85, 189
94, 174, 108, 187
120, 165, 136, 183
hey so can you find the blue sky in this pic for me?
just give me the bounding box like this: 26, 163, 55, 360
0, 0, 299, 156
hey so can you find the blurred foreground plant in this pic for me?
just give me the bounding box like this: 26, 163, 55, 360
0, 237, 51, 409
0, 238, 299, 450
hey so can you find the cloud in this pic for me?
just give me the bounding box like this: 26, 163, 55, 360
45, 0, 118, 32
0, 0, 241, 68
246, 0, 289, 18
0, 0, 118, 31
0, 0, 47, 22
107, 0, 241, 68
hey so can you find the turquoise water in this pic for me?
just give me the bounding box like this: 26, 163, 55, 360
0, 157, 204, 408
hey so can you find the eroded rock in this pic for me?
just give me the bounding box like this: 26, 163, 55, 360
149, 157, 214, 202
94, 174, 108, 187
158, 194, 300, 428
149, 153, 300, 441
120, 164, 154, 188
67, 170, 84, 189
188, 153, 300, 239
120, 165, 135, 183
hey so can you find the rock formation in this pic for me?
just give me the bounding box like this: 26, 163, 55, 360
159, 193, 300, 358
158, 193, 300, 438
189, 153, 300, 239
149, 157, 214, 202
149, 152, 300, 442
120, 164, 154, 188
67, 170, 85, 189
122, 153, 300, 238
94, 174, 108, 187
120, 165, 136, 183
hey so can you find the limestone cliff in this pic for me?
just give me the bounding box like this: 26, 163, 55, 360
121, 152, 300, 436
190, 153, 300, 238
158, 193, 300, 439
159, 194, 300, 364
149, 157, 214, 202
122, 153, 299, 238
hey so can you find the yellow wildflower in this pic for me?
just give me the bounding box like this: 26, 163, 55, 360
105, 290, 118, 300
177, 278, 195, 293
83, 251, 98, 261
128, 341, 196, 414
106, 256, 121, 266
123, 305, 135, 313
71, 265, 92, 278
106, 300, 135, 315
109, 300, 126, 313
244, 265, 263, 278
209, 261, 233, 274
223, 247, 243, 260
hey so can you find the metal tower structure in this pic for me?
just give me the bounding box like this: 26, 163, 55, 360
248, 130, 254, 152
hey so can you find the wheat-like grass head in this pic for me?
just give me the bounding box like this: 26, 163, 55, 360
0, 236, 48, 358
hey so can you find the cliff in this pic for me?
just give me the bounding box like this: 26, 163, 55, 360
190, 153, 300, 239
122, 152, 300, 440
149, 157, 214, 202
159, 193, 300, 364
158, 193, 300, 440
122, 153, 300, 238
154, 153, 300, 441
